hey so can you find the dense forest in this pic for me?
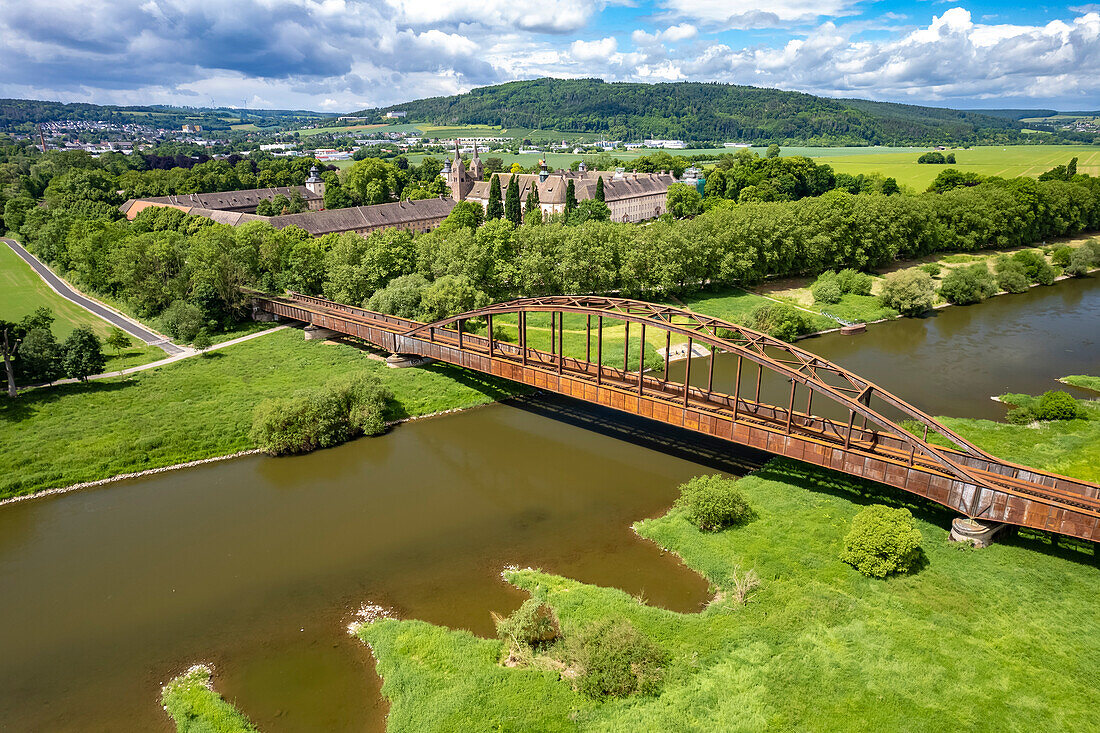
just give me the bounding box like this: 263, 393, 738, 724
0, 99, 325, 132
357, 78, 1076, 145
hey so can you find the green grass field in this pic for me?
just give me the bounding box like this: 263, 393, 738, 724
815, 144, 1100, 191
0, 243, 163, 372
0, 329, 524, 500
358, 384, 1100, 732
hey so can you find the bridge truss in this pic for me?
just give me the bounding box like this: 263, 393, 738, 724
254, 292, 1100, 542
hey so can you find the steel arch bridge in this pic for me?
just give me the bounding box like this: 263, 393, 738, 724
253, 291, 1100, 542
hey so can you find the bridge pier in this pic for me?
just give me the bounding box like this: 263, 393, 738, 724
949, 518, 1007, 548
385, 353, 433, 368
251, 301, 281, 322
304, 325, 340, 340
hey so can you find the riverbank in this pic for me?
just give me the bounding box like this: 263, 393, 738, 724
352, 382, 1100, 732
161, 665, 258, 733
0, 329, 524, 502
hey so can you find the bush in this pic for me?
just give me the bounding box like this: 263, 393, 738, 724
811, 277, 843, 304
835, 268, 873, 296
1006, 405, 1036, 424
1011, 249, 1056, 285
917, 151, 946, 164
1064, 246, 1096, 277
878, 269, 936, 316
747, 303, 810, 342
250, 373, 391, 455
61, 327, 105, 382
939, 264, 996, 305
564, 619, 670, 699
1034, 391, 1084, 421
841, 505, 922, 578
160, 300, 205, 342
192, 329, 213, 355
492, 598, 560, 652
994, 257, 1030, 293
1050, 246, 1073, 267
919, 262, 941, 277
674, 474, 753, 531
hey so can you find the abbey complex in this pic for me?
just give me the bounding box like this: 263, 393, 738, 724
121, 145, 679, 237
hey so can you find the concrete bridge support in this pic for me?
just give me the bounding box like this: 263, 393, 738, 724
304, 325, 339, 340
949, 518, 1008, 548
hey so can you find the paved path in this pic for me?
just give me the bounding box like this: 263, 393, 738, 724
22, 325, 289, 390
2, 237, 184, 355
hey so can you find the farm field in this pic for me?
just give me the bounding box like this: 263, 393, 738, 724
814, 144, 1100, 191
0, 243, 162, 372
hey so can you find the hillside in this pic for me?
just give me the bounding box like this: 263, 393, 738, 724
0, 99, 325, 132
353, 78, 1038, 145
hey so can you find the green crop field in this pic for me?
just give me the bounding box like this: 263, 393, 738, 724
813, 144, 1100, 191
0, 244, 162, 372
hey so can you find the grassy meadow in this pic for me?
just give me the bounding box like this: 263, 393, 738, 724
357, 382, 1100, 732
814, 144, 1100, 191
0, 328, 524, 500
0, 243, 163, 372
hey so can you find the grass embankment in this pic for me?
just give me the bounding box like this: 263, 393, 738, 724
750, 236, 1097, 327
1061, 375, 1100, 393
0, 329, 523, 500
938, 389, 1100, 483
355, 384, 1100, 732
0, 243, 163, 371
161, 665, 258, 733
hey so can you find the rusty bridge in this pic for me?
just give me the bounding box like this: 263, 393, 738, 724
253, 291, 1100, 543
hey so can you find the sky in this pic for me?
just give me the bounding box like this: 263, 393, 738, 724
0, 0, 1097, 113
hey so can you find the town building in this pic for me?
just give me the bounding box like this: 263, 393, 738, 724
443, 143, 675, 223
384, 111, 407, 118
119, 167, 454, 237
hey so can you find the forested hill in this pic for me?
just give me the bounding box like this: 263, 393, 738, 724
0, 99, 325, 132
357, 78, 1037, 145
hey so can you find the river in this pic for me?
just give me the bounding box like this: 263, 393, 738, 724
0, 278, 1097, 731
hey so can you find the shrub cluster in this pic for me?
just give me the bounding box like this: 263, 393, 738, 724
811, 268, 873, 304
674, 474, 754, 531
745, 303, 811, 342
878, 269, 936, 316
939, 263, 997, 305
250, 373, 391, 455
492, 598, 560, 654
563, 619, 670, 700
1064, 239, 1100, 277
841, 505, 923, 578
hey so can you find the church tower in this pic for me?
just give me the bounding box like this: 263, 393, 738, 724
447, 141, 473, 201
305, 165, 326, 198
468, 142, 484, 181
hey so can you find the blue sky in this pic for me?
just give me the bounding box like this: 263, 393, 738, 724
0, 0, 1097, 112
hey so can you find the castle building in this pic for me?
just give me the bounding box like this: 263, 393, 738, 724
445, 145, 675, 223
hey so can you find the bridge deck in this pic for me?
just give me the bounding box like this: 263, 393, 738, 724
254, 292, 1100, 542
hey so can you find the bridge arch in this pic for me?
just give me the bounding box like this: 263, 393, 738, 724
408, 295, 999, 495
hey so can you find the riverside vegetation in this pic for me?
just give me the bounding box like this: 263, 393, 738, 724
165, 380, 1100, 732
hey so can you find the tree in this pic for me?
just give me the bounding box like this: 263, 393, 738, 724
1, 320, 26, 397
993, 256, 1030, 293
510, 162, 523, 175
524, 187, 540, 219
192, 329, 213, 356
486, 174, 504, 220
945, 153, 956, 164
917, 151, 946, 164
939, 264, 997, 304
17, 327, 63, 384
666, 182, 703, 219
569, 199, 611, 225
441, 200, 484, 232
878, 269, 935, 316
105, 327, 131, 356
504, 175, 521, 226
61, 327, 105, 382
766, 144, 780, 158
564, 180, 577, 218
595, 175, 605, 202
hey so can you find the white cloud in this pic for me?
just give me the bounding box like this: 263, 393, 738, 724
384, 0, 600, 33
659, 0, 862, 27
570, 36, 619, 60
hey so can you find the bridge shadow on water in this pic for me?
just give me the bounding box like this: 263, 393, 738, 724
502, 391, 1099, 567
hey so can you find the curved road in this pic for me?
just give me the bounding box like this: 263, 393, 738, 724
2, 237, 184, 356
